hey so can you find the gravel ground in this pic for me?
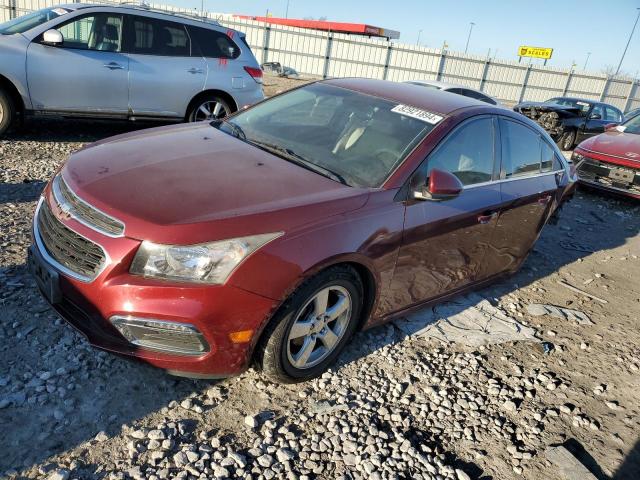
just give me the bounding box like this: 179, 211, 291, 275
1, 77, 640, 480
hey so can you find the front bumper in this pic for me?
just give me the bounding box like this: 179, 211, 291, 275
576, 157, 640, 200
29, 192, 278, 378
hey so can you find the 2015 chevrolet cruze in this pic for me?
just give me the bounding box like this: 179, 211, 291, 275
29, 79, 575, 383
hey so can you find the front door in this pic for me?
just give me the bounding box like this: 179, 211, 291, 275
481, 118, 562, 276
125, 15, 206, 118
579, 104, 609, 142
26, 12, 129, 115
387, 116, 503, 312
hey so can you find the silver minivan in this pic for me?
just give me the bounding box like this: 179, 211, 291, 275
0, 4, 265, 135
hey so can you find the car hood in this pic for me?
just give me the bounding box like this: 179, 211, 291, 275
578, 130, 640, 165
61, 123, 370, 244
514, 101, 581, 116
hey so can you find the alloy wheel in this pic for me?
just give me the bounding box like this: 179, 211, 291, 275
193, 100, 230, 121
286, 286, 352, 369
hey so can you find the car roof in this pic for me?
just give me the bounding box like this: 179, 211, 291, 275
69, 3, 223, 28
406, 79, 466, 90
323, 78, 487, 115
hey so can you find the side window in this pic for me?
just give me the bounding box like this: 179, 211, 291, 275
540, 140, 555, 172
188, 26, 240, 59
590, 105, 604, 119
129, 16, 190, 56
501, 119, 541, 178
55, 14, 122, 52
604, 106, 621, 122
426, 117, 495, 186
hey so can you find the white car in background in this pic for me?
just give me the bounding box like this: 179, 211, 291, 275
406, 80, 501, 106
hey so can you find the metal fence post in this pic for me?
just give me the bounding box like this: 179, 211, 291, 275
8, 0, 17, 19
322, 33, 333, 79
478, 58, 490, 91
436, 50, 446, 81
382, 43, 393, 80
518, 64, 532, 103
261, 25, 271, 65
599, 76, 610, 101
562, 69, 573, 95
623, 80, 636, 112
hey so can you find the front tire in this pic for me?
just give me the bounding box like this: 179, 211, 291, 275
557, 129, 576, 151
187, 95, 232, 122
0, 87, 16, 137
255, 266, 364, 383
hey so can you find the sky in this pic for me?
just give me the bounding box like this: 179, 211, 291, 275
168, 0, 640, 76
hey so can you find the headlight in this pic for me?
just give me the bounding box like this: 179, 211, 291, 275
130, 233, 282, 284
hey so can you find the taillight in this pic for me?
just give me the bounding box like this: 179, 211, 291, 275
244, 66, 263, 84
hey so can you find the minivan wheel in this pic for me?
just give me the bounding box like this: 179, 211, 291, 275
188, 96, 231, 122
255, 266, 363, 383
0, 87, 16, 137
558, 129, 576, 151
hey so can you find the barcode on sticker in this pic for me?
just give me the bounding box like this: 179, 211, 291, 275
391, 105, 443, 124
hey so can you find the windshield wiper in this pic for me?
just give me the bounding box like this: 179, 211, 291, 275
248, 140, 349, 186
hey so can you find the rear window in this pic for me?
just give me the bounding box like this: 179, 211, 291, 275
128, 16, 190, 57
188, 26, 240, 59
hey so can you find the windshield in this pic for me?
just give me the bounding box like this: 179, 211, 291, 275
217, 83, 437, 187
546, 97, 592, 114
0, 7, 69, 35
621, 114, 640, 134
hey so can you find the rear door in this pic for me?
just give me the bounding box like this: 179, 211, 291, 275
26, 12, 129, 114
124, 15, 206, 118
481, 118, 562, 276
387, 116, 502, 310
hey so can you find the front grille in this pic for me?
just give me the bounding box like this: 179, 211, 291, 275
37, 201, 106, 281
53, 174, 124, 236
577, 158, 640, 194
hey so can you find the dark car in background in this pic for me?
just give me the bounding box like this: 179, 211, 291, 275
514, 97, 623, 151
573, 114, 640, 199
28, 79, 575, 383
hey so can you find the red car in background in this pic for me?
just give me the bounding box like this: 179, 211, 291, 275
28, 79, 575, 383
573, 114, 640, 199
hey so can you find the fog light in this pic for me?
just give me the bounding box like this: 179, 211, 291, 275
110, 316, 210, 356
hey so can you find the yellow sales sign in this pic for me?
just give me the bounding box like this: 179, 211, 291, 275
518, 46, 553, 59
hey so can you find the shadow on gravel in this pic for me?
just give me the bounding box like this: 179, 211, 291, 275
4, 117, 166, 144
1, 183, 638, 474
615, 437, 640, 480
0, 180, 46, 205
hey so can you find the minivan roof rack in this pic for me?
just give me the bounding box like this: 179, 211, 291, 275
107, 1, 221, 25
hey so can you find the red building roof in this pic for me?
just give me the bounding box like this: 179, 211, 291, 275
234, 15, 400, 39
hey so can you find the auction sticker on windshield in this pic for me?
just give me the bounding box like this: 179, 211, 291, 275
52, 8, 71, 15
391, 105, 443, 124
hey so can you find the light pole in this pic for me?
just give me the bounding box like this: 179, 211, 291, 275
285, 0, 290, 18
417, 29, 423, 45
616, 8, 640, 75
464, 22, 475, 54
583, 52, 591, 70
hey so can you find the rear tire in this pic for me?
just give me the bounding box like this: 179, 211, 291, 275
557, 129, 576, 151
255, 266, 364, 383
0, 87, 16, 137
187, 95, 232, 122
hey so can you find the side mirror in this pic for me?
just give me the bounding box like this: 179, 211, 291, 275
589, 113, 602, 120
42, 29, 63, 46
413, 169, 464, 201
604, 123, 620, 131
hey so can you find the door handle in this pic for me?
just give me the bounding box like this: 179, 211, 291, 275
103, 62, 124, 70
188, 68, 205, 74
537, 195, 552, 205
477, 212, 498, 224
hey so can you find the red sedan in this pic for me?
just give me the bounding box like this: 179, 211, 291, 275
573, 114, 640, 199
28, 79, 575, 383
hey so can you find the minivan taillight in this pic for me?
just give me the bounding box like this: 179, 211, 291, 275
244, 66, 263, 84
